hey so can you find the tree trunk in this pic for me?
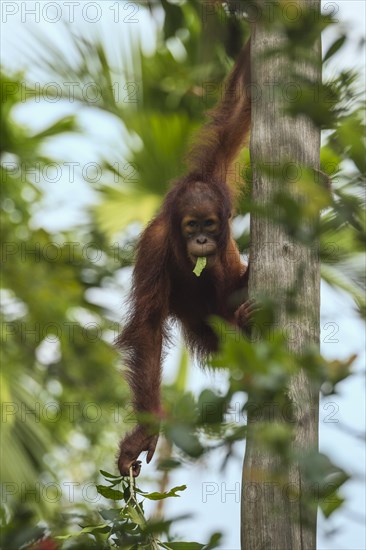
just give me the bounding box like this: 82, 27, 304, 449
241, 1, 321, 548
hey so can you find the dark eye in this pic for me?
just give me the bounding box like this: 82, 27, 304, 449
187, 221, 197, 228
204, 219, 215, 227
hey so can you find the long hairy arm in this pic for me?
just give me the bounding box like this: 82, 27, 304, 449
185, 39, 251, 185
116, 218, 170, 475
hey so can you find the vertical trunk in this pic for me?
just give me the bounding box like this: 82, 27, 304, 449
241, 1, 321, 548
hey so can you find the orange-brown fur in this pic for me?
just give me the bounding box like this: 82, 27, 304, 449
117, 40, 252, 476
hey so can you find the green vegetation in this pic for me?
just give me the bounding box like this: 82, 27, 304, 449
1, 1, 364, 548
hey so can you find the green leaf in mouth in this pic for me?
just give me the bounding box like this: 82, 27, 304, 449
193, 256, 207, 277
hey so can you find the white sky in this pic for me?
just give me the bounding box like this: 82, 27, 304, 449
1, 1, 365, 548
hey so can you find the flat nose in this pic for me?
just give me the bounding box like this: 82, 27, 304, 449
196, 236, 208, 245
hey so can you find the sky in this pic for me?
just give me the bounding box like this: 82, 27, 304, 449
1, 1, 365, 548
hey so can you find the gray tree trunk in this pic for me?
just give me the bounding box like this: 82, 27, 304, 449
241, 1, 321, 548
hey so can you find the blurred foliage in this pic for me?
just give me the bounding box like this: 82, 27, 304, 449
52, 470, 222, 549
1, 70, 128, 532
1, 0, 365, 547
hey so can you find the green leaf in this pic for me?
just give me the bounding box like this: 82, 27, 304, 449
323, 35, 346, 63
99, 508, 122, 521
157, 458, 182, 471
127, 504, 146, 526
320, 493, 345, 518
167, 425, 204, 457
96, 485, 124, 500
197, 389, 226, 424
205, 532, 223, 549
139, 484, 187, 501
100, 469, 121, 479
193, 256, 207, 276
33, 115, 77, 139
55, 524, 109, 540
